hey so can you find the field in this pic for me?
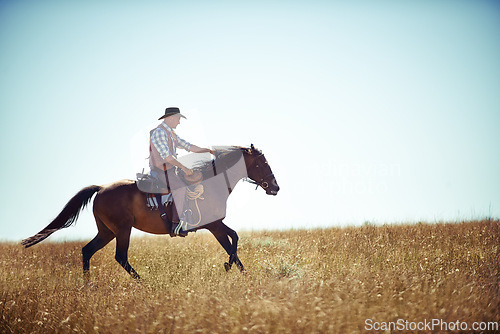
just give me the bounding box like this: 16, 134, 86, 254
1, 220, 498, 333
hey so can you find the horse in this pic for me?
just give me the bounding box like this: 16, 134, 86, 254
21, 145, 279, 279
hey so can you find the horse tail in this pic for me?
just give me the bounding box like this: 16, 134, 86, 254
21, 185, 102, 248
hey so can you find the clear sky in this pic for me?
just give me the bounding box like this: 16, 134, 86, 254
1, 0, 499, 241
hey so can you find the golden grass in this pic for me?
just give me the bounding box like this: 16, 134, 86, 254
1, 220, 498, 333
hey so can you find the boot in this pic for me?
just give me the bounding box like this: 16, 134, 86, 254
171, 221, 187, 237
155, 194, 184, 237
169, 201, 187, 237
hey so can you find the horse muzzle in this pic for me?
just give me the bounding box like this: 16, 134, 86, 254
267, 189, 279, 196
265, 181, 280, 196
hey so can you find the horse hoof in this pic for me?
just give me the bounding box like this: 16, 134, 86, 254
224, 262, 231, 271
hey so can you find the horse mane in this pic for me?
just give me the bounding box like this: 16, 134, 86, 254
193, 146, 248, 178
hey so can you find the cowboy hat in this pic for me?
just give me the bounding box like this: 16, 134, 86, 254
158, 107, 187, 120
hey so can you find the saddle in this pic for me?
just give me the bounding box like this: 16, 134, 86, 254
178, 170, 203, 185
135, 172, 168, 210
136, 169, 202, 192
136, 172, 170, 194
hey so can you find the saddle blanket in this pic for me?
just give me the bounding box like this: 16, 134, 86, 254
146, 193, 173, 210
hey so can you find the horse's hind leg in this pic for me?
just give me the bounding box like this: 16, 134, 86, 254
114, 226, 140, 279
82, 216, 115, 276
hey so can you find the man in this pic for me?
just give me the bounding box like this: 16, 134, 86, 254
149, 107, 212, 237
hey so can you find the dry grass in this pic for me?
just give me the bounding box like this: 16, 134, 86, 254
1, 220, 498, 333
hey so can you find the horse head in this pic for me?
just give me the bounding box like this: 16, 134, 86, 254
243, 144, 280, 196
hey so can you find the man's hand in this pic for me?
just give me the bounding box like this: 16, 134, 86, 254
190, 145, 214, 155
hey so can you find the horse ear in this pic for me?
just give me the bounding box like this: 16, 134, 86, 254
251, 143, 255, 150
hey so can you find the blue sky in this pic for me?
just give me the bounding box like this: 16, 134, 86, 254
1, 0, 499, 241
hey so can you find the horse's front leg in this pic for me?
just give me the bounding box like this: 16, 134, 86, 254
206, 220, 245, 273
225, 229, 245, 272
229, 253, 245, 272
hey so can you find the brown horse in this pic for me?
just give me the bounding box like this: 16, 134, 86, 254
22, 145, 279, 279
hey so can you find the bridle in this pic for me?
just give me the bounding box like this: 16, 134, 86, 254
244, 154, 275, 190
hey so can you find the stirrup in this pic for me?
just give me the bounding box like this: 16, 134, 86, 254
172, 222, 187, 237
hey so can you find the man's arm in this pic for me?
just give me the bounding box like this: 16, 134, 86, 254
164, 156, 194, 175
164, 146, 213, 176
189, 145, 214, 155
177, 135, 213, 155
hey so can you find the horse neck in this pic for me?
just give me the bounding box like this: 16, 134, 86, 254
217, 150, 249, 189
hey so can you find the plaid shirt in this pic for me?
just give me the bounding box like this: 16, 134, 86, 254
151, 122, 191, 159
